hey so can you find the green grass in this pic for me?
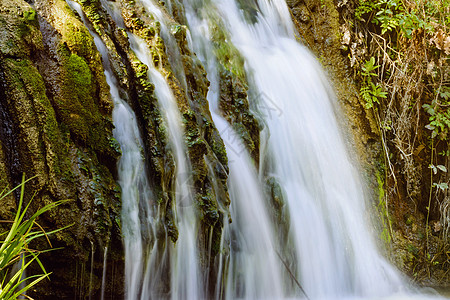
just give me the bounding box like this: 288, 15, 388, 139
0, 176, 67, 300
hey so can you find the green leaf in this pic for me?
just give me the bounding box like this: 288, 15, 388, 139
429, 164, 438, 175
422, 104, 435, 116
437, 165, 447, 172
425, 124, 435, 131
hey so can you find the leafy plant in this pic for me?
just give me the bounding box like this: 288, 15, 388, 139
356, 0, 441, 38
355, 0, 450, 277
355, 1, 375, 21
360, 57, 387, 109
373, 0, 403, 34
0, 176, 67, 300
423, 88, 450, 139
356, 0, 404, 34
438, 86, 450, 102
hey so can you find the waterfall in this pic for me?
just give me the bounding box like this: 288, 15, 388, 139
182, 2, 285, 299
75, 0, 203, 297
128, 32, 202, 300
67, 2, 157, 299
69, 0, 446, 298
182, 0, 443, 299
197, 0, 405, 297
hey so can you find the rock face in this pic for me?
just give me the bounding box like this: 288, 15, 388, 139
0, 0, 124, 297
0, 0, 447, 298
0, 0, 233, 297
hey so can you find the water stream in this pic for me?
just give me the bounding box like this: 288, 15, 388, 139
201, 0, 403, 298
127, 31, 203, 300
101, 246, 108, 300
182, 0, 444, 299
67, 2, 156, 299
69, 0, 446, 299
183, 2, 286, 299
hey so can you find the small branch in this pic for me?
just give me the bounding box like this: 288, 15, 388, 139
275, 250, 310, 300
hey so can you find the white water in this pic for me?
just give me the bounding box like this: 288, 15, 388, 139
80, 0, 202, 297
127, 32, 202, 300
66, 2, 156, 299
222, 123, 285, 300
182, 0, 445, 299
70, 0, 446, 299
110, 64, 155, 300
221, 1, 400, 297
138, 0, 188, 91
213, 1, 402, 297
182, 2, 286, 299
100, 246, 108, 300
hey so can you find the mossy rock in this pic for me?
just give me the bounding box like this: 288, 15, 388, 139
0, 3, 43, 58
54, 42, 116, 158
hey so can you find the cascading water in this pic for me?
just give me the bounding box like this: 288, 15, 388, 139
182, 2, 286, 299
70, 0, 446, 298
220, 120, 285, 300
136, 0, 188, 92
127, 31, 202, 300
111, 65, 155, 300
86, 0, 204, 297
182, 0, 444, 299
67, 2, 158, 298
199, 1, 406, 297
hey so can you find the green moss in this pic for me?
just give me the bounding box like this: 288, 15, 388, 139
61, 22, 95, 57
23, 9, 37, 22
3, 58, 73, 179
18, 8, 38, 38
132, 60, 154, 91
17, 23, 30, 38
210, 20, 246, 80
55, 44, 116, 157
233, 123, 256, 154
210, 130, 228, 168
150, 49, 160, 67
17, 9, 38, 38
79, 0, 105, 35
0, 6, 42, 57
142, 26, 156, 38
68, 54, 92, 90
217, 67, 259, 161
58, 49, 93, 139
132, 17, 145, 29
108, 137, 122, 155
376, 170, 392, 244
197, 193, 219, 227
155, 36, 165, 51
75, 149, 121, 244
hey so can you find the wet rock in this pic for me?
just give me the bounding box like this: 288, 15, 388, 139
0, 0, 123, 297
